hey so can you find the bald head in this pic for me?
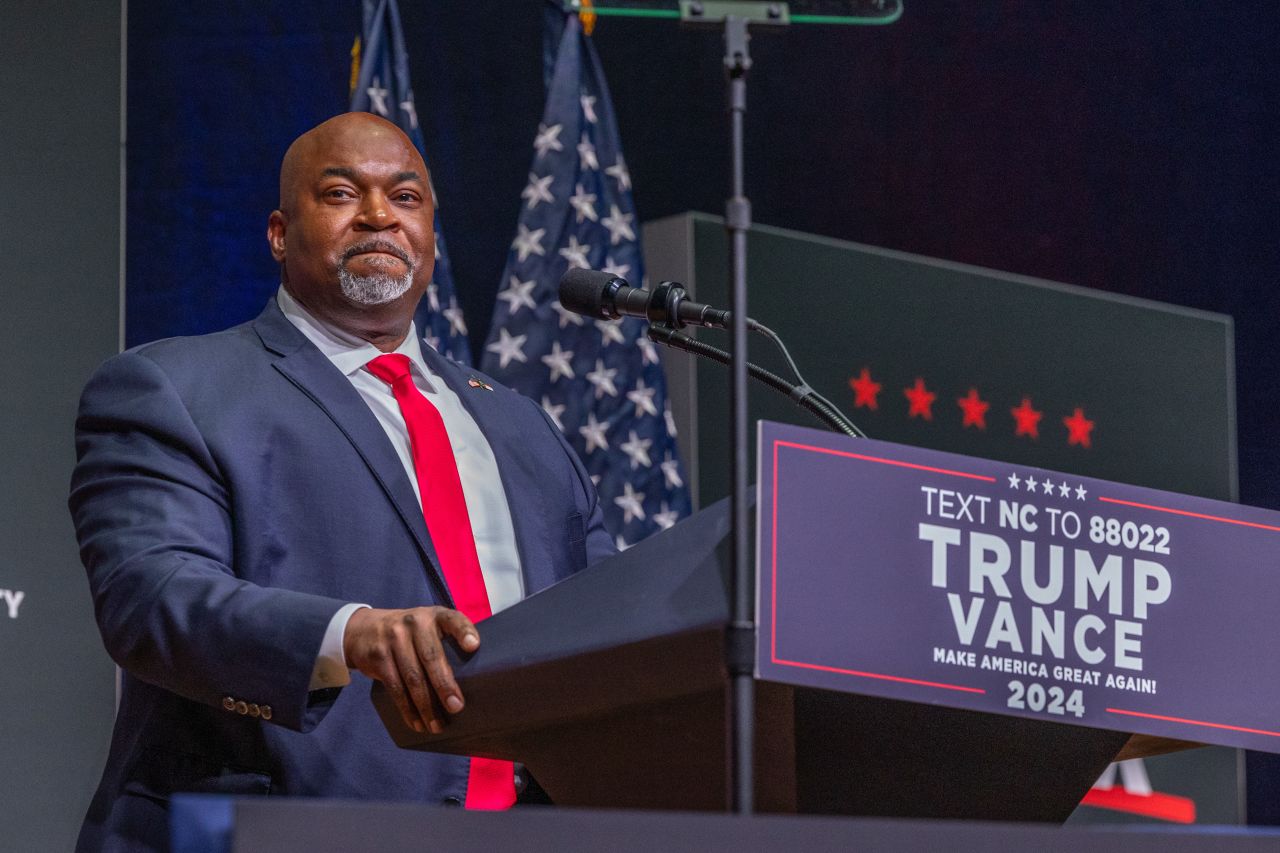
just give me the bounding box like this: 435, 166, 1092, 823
267, 112, 437, 351
278, 112, 428, 214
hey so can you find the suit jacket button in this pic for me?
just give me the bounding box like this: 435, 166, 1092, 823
247, 703, 261, 718
443, 796, 462, 807
222, 696, 236, 712
235, 701, 249, 715
260, 705, 273, 721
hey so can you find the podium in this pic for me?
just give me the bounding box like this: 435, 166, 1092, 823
373, 495, 1130, 822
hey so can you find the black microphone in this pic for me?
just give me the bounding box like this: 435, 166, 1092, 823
558, 268, 732, 329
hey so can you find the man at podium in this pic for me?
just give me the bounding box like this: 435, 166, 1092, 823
68, 112, 614, 852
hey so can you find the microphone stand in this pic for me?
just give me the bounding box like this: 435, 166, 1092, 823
571, 0, 899, 818
723, 11, 759, 817
685, 5, 787, 815
678, 3, 888, 811
647, 325, 860, 438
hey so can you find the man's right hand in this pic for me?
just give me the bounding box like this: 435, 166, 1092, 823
342, 606, 479, 734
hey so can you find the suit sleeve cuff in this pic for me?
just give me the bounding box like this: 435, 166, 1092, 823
308, 602, 370, 690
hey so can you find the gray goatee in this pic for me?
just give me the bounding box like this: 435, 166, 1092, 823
338, 241, 415, 305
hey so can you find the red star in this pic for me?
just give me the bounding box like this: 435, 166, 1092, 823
903, 378, 936, 420
1064, 407, 1095, 448
1011, 397, 1043, 438
957, 388, 989, 429
848, 367, 882, 410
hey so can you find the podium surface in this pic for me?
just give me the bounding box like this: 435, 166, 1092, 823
376, 421, 1280, 821
376, 484, 1130, 820
172, 797, 1280, 853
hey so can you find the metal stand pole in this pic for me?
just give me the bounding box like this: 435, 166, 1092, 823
723, 14, 755, 816
682, 0, 793, 818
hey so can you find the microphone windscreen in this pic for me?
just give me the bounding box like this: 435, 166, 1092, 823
558, 268, 627, 319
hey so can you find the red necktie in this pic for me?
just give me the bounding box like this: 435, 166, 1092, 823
366, 353, 516, 810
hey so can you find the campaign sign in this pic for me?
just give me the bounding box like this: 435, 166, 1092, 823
757, 420, 1280, 753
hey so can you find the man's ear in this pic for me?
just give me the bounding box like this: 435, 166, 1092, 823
267, 210, 287, 262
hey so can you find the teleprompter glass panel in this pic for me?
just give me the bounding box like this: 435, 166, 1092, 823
567, 0, 903, 26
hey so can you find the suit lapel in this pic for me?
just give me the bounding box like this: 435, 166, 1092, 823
418, 346, 562, 596
252, 302, 453, 607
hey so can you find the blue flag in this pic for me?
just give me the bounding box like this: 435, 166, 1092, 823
480, 11, 692, 548
349, 0, 472, 364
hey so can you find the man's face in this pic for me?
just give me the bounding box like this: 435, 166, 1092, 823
268, 115, 436, 339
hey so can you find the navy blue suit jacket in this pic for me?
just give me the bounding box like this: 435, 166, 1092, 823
70, 300, 614, 852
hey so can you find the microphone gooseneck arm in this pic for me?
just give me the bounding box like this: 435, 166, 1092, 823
647, 325, 864, 439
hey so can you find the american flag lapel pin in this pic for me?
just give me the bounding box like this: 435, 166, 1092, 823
468, 376, 494, 391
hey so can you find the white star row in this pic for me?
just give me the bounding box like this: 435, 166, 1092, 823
619, 430, 653, 469
567, 404, 683, 486
533, 122, 564, 158
586, 359, 618, 398
578, 135, 598, 171
607, 458, 684, 549
441, 296, 466, 337
529, 120, 630, 188
627, 379, 658, 416
579, 412, 608, 453
496, 276, 537, 316
364, 77, 419, 129
544, 405, 668, 455
541, 396, 565, 432
653, 502, 679, 530
570, 184, 598, 222
614, 482, 645, 524
538, 336, 649, 388
366, 78, 390, 116
606, 155, 631, 190
616, 505, 678, 550
422, 294, 467, 353
602, 256, 630, 279
538, 379, 655, 424
521, 172, 555, 210
637, 334, 658, 365
559, 235, 591, 270
511, 229, 635, 270
1008, 472, 1088, 501
541, 341, 574, 382
600, 204, 635, 245
484, 328, 527, 369
596, 319, 625, 346
511, 224, 546, 262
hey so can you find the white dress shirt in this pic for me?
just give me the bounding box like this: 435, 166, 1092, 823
275, 286, 525, 689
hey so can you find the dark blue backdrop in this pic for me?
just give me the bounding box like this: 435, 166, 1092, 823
126, 0, 1280, 816
126, 1, 1280, 498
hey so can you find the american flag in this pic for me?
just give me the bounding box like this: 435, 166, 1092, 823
480, 12, 692, 548
349, 0, 472, 364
